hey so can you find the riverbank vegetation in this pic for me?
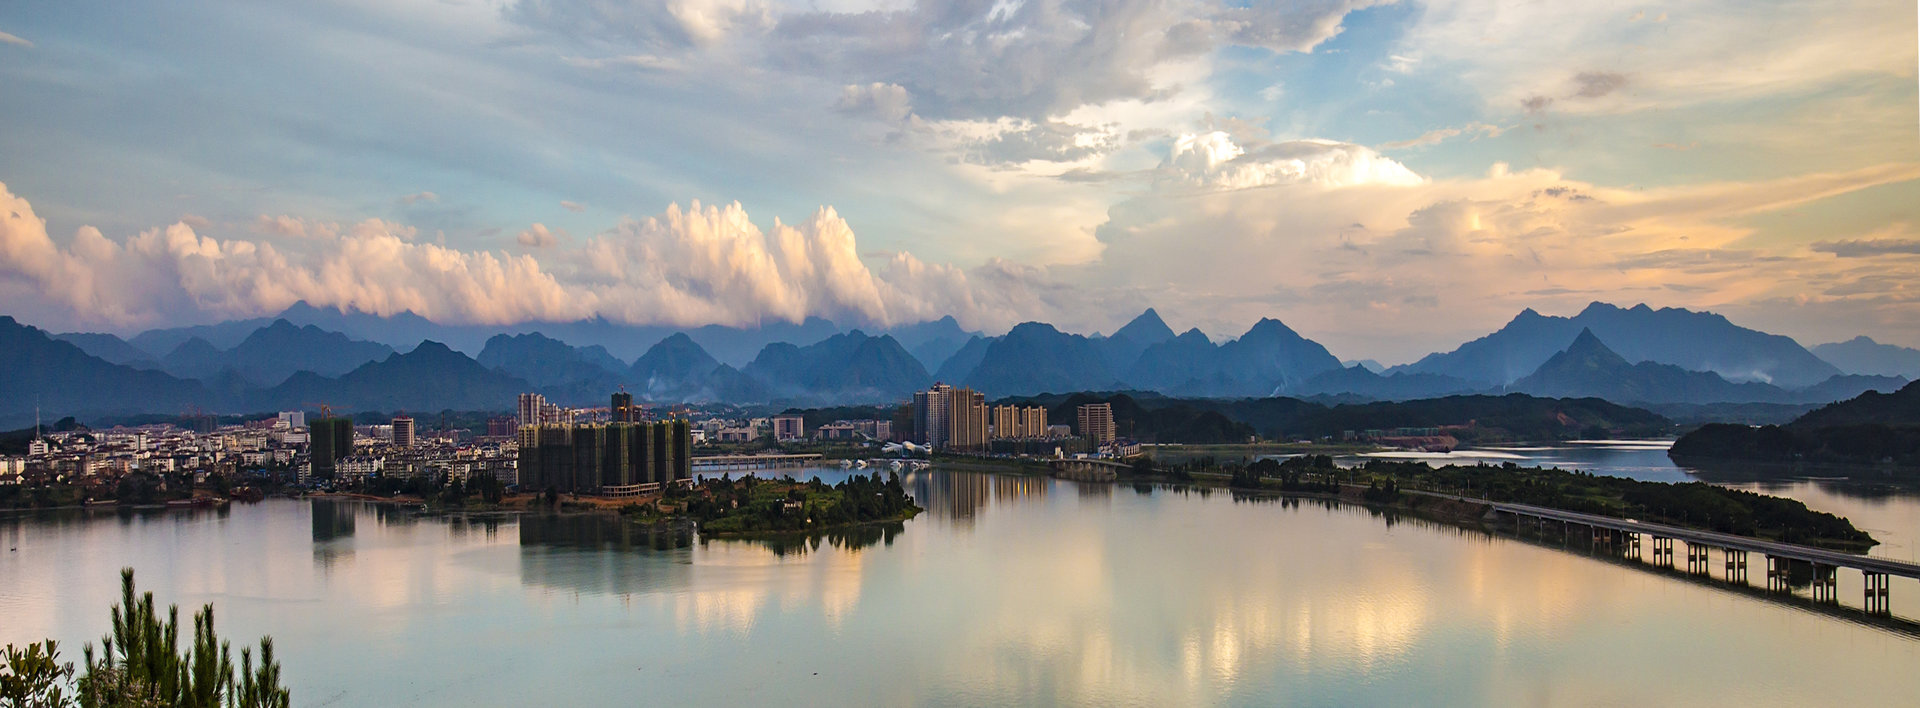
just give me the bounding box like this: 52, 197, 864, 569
1173, 454, 1875, 551
0, 569, 291, 707
662, 473, 920, 535
1670, 381, 1920, 468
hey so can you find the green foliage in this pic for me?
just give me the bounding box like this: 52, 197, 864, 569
687, 473, 919, 534
2, 641, 75, 708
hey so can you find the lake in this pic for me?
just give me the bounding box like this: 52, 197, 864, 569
4, 449, 1919, 706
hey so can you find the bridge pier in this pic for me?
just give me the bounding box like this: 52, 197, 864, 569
1864, 571, 1890, 615
1651, 536, 1674, 568
1765, 555, 1790, 592
1812, 564, 1838, 603
1725, 549, 1747, 584
1626, 531, 1640, 560
1685, 542, 1711, 575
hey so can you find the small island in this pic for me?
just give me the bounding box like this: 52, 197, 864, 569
647, 472, 921, 537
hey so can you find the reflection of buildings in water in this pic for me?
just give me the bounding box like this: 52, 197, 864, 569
993, 475, 1049, 504
309, 498, 357, 571
1074, 480, 1112, 500
444, 515, 505, 542
516, 513, 697, 599
910, 470, 994, 525
310, 499, 356, 542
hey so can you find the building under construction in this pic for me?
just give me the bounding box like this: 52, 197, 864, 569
516, 419, 692, 497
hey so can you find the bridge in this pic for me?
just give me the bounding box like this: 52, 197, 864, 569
1049, 458, 1131, 482
1487, 498, 1917, 614
691, 453, 823, 472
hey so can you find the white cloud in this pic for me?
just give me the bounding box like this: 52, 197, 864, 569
0, 30, 32, 48
0, 181, 1061, 332
517, 223, 558, 248
560, 200, 587, 212
1161, 132, 1424, 190
398, 191, 439, 205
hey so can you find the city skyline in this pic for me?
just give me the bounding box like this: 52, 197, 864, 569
1, 1, 1916, 364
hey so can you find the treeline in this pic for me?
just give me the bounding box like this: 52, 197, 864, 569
1670, 423, 1920, 466
997, 391, 1669, 443
1670, 381, 1920, 466
1351, 459, 1875, 550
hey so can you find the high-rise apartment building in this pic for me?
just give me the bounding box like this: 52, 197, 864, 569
947, 388, 989, 451
1077, 403, 1115, 445
991, 405, 1049, 439
309, 417, 354, 479
391, 415, 415, 447
611, 391, 638, 423
517, 393, 547, 427
518, 419, 693, 496
913, 384, 953, 448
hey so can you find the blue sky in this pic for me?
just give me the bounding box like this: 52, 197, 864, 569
1, 0, 1915, 363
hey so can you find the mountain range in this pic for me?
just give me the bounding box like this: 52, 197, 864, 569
1811, 336, 1920, 380
6, 301, 1912, 426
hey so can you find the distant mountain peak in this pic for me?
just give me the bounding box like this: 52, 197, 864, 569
1561, 328, 1623, 363
1112, 308, 1175, 344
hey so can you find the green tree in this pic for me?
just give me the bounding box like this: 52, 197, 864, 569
1, 640, 75, 708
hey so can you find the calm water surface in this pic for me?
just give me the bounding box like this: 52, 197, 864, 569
4, 458, 1920, 706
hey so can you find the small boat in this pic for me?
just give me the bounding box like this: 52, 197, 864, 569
839, 460, 853, 468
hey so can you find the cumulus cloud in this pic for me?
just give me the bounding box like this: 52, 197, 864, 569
0, 181, 1055, 332
1161, 132, 1424, 190
517, 223, 558, 248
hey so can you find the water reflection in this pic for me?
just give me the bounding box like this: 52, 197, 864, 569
6, 479, 1920, 706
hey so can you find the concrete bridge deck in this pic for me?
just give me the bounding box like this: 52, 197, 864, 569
1487, 500, 1920, 580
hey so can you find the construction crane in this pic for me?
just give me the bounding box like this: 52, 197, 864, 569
305, 402, 334, 420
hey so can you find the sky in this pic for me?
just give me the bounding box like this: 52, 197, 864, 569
0, 0, 1915, 364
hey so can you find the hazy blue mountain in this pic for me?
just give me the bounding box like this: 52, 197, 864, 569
478, 333, 623, 386
1294, 365, 1484, 401
1122, 320, 1342, 398
53, 332, 157, 368
128, 317, 276, 358
160, 338, 229, 381
224, 320, 396, 385
962, 322, 1119, 396
1396, 302, 1840, 388
1791, 374, 1909, 405
1341, 359, 1387, 374
1508, 330, 1786, 404
624, 333, 752, 402
259, 341, 529, 413
1099, 308, 1178, 371
879, 316, 978, 371
0, 316, 212, 426
745, 331, 931, 403
271, 300, 843, 364
932, 335, 994, 383
1126, 328, 1217, 393
1812, 336, 1920, 379
1214, 319, 1344, 395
